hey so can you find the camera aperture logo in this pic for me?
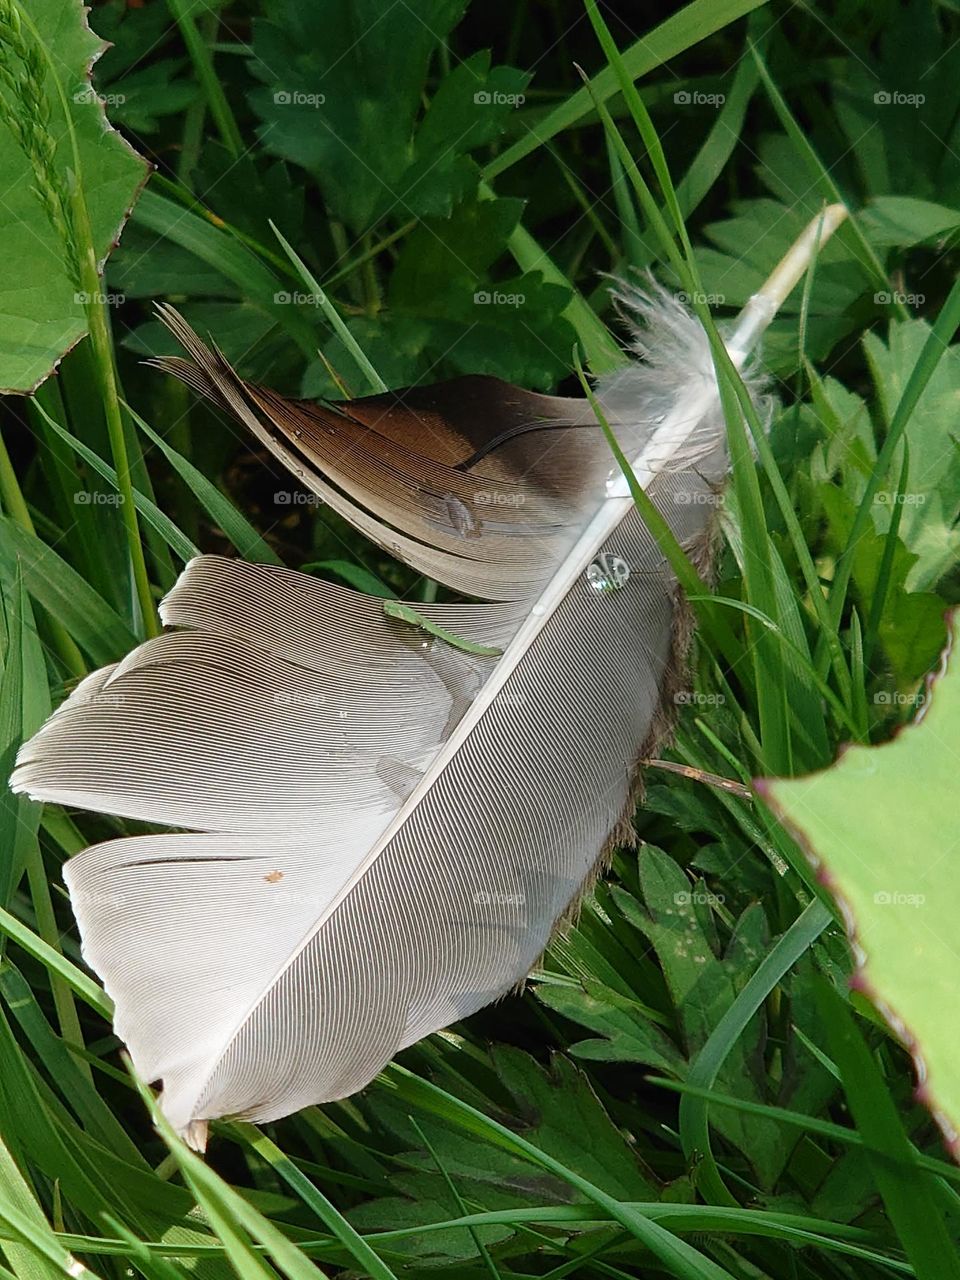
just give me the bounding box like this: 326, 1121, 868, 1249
274, 490, 324, 507
874, 690, 926, 708
873, 89, 925, 107
674, 489, 723, 507
473, 289, 525, 308
674, 889, 725, 907
874, 290, 924, 308
75, 490, 125, 506
673, 90, 725, 107
273, 90, 326, 107
73, 87, 126, 107
74, 291, 125, 307
474, 489, 525, 508
874, 490, 925, 506
274, 291, 325, 306
676, 290, 725, 306
473, 889, 525, 906
473, 89, 525, 107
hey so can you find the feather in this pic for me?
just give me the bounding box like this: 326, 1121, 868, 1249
11, 208, 846, 1149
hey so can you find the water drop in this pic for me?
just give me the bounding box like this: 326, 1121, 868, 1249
444, 493, 480, 539
586, 553, 630, 593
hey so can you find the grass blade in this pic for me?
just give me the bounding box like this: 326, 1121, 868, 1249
125, 403, 282, 566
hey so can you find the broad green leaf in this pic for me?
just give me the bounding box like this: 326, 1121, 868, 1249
307, 197, 577, 393
491, 1046, 656, 1200
762, 616, 960, 1161
819, 484, 947, 687
863, 320, 960, 591
249, 1, 525, 232
694, 194, 860, 372
90, 3, 199, 134
833, 0, 960, 204
97, 60, 198, 135
536, 979, 685, 1072
611, 851, 785, 1186
860, 196, 960, 249
384, 1064, 738, 1279
0, 0, 148, 392
109, 224, 238, 300
386, 198, 575, 389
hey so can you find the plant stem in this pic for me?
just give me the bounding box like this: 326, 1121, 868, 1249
166, 0, 242, 158
4, 0, 159, 638
0, 427, 86, 678
24, 847, 92, 1081
175, 6, 224, 187
0, 425, 32, 529
71, 181, 160, 639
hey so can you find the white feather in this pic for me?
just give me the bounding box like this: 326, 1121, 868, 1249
11, 209, 845, 1147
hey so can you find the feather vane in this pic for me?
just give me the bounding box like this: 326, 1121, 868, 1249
11, 208, 845, 1147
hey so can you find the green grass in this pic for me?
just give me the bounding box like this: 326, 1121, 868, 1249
1, 0, 959, 1277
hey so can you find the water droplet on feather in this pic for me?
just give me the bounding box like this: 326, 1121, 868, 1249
444, 493, 480, 538
586, 554, 630, 593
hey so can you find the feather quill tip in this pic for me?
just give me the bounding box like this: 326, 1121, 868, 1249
180, 1118, 209, 1153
